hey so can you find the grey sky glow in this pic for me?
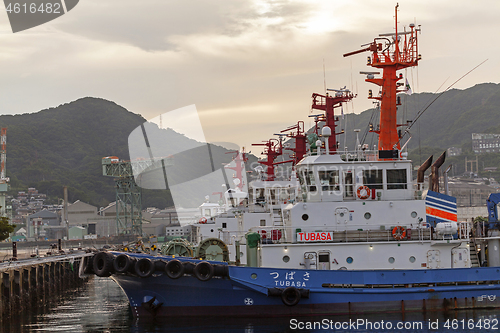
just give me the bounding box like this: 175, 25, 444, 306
0, 0, 499, 152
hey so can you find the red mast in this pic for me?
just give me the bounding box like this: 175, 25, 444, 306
252, 138, 292, 181
280, 121, 307, 165
225, 148, 248, 190
343, 4, 420, 154
311, 89, 355, 153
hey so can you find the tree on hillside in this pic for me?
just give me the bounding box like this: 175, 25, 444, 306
0, 215, 15, 241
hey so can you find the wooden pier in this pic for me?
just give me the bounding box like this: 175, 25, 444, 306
0, 251, 93, 319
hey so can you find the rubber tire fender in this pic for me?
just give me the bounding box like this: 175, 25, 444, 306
113, 254, 134, 274
281, 286, 301, 306
165, 259, 185, 279
154, 259, 167, 272
93, 252, 114, 277
213, 264, 228, 277
193, 261, 214, 282
135, 258, 155, 278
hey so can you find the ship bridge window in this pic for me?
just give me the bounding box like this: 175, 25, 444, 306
298, 171, 306, 192
387, 169, 407, 189
305, 170, 317, 192
318, 170, 340, 191
363, 170, 383, 189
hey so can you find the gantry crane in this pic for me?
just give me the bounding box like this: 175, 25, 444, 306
102, 156, 173, 236
102, 156, 142, 235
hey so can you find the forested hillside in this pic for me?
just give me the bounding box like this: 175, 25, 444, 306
3, 83, 500, 208
340, 83, 500, 152
339, 83, 500, 177
1, 97, 252, 209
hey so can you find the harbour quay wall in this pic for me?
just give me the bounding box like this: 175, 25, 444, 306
0, 252, 93, 319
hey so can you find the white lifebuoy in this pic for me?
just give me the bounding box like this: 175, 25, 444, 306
357, 186, 370, 200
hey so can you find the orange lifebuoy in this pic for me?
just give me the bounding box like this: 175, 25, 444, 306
199, 217, 207, 224
392, 226, 406, 240
357, 186, 371, 199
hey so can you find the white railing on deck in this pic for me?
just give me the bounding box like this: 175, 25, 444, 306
305, 149, 406, 162
245, 222, 470, 245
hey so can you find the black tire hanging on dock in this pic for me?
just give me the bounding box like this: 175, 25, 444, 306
93, 252, 114, 277
281, 286, 301, 306
135, 258, 155, 278
193, 261, 214, 282
165, 259, 185, 279
113, 254, 135, 274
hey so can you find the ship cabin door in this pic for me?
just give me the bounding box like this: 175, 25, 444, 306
318, 251, 331, 270
343, 170, 354, 199
304, 252, 317, 269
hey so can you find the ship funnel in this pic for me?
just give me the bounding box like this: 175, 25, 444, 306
417, 155, 433, 190
430, 151, 446, 193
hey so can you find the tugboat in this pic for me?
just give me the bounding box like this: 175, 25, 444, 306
88, 5, 500, 318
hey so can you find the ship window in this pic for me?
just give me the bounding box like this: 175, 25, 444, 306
346, 257, 353, 264
305, 170, 317, 192
387, 169, 407, 189
298, 171, 305, 186
318, 170, 340, 191
363, 170, 383, 189
388, 257, 395, 264
222, 223, 227, 229
318, 254, 329, 262
260, 219, 266, 226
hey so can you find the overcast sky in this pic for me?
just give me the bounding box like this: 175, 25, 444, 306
0, 0, 499, 152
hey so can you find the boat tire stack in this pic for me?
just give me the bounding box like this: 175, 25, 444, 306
91, 251, 229, 281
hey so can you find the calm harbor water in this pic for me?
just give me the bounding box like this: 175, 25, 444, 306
4, 276, 499, 333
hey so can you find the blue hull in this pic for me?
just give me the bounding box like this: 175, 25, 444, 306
106, 253, 500, 319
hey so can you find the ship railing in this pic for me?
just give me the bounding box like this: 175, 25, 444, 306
413, 183, 426, 200
458, 221, 471, 240
305, 149, 408, 162
248, 224, 435, 245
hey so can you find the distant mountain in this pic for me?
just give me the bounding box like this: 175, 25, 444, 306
340, 83, 500, 153
4, 83, 500, 208
1, 97, 255, 209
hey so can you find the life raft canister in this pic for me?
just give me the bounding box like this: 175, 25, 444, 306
357, 185, 370, 200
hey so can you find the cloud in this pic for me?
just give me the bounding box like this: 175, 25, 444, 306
0, 0, 499, 150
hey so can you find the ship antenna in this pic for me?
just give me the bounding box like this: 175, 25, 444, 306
323, 58, 327, 95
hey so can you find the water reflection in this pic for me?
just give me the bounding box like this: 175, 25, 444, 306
6, 277, 500, 333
